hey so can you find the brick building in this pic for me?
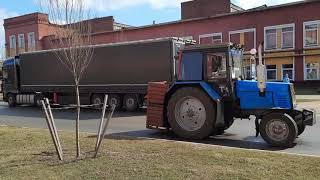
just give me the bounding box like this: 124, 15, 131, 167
4, 0, 320, 83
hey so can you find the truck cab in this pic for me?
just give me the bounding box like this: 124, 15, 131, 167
147, 43, 316, 147
2, 57, 20, 105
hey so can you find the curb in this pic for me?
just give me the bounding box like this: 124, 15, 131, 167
2, 124, 319, 159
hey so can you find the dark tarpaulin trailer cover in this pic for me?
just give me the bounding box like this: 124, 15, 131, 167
19, 38, 184, 93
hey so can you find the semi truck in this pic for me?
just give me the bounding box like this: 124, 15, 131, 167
2, 38, 186, 111
146, 43, 316, 147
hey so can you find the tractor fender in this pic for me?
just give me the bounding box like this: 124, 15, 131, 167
166, 81, 221, 102
165, 81, 224, 128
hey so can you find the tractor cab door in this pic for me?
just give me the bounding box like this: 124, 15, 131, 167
205, 47, 244, 97
178, 51, 203, 81
205, 51, 230, 96
206, 53, 228, 81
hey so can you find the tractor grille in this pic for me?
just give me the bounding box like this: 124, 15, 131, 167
290, 84, 297, 107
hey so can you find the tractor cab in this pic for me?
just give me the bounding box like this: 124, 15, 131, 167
177, 43, 244, 99
2, 57, 20, 102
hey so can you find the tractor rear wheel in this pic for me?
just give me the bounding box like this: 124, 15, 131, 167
167, 87, 216, 139
260, 113, 298, 147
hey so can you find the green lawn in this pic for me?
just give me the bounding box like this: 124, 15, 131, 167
0, 126, 320, 180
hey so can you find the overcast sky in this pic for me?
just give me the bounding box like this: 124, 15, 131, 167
0, 0, 301, 58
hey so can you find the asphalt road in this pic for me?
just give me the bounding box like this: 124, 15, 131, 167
0, 102, 319, 156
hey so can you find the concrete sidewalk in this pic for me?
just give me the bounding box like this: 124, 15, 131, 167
296, 95, 320, 100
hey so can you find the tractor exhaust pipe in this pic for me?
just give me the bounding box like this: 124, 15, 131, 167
256, 44, 266, 95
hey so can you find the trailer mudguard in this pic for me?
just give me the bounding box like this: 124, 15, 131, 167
168, 81, 221, 102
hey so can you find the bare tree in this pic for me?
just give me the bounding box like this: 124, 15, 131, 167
0, 43, 5, 61
39, 0, 94, 158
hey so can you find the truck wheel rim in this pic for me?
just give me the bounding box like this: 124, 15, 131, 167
93, 98, 102, 105
266, 119, 289, 142
110, 98, 118, 107
127, 98, 134, 106
126, 98, 135, 108
175, 96, 206, 131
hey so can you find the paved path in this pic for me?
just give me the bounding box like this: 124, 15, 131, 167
0, 102, 319, 156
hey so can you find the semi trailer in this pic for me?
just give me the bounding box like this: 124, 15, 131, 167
146, 43, 316, 147
2, 38, 187, 111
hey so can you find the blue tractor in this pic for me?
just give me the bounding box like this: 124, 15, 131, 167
147, 43, 316, 147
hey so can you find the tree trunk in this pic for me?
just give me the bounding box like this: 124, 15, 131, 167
75, 83, 81, 158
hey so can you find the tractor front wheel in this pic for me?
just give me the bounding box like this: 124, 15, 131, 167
260, 113, 298, 147
167, 87, 216, 139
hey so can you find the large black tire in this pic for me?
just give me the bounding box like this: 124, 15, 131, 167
91, 94, 105, 108
167, 87, 216, 139
260, 113, 298, 147
108, 94, 122, 110
297, 123, 306, 136
123, 94, 139, 112
34, 94, 45, 107
7, 94, 16, 107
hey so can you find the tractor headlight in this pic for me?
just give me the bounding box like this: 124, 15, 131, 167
289, 84, 297, 108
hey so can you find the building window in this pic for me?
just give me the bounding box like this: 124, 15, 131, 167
265, 29, 277, 50
28, 32, 36, 51
212, 35, 222, 44
199, 33, 222, 45
181, 36, 193, 41
266, 65, 277, 81
264, 24, 295, 51
304, 21, 319, 47
9, 35, 16, 49
18, 34, 25, 49
282, 64, 294, 80
282, 27, 294, 49
305, 62, 319, 80
229, 28, 256, 51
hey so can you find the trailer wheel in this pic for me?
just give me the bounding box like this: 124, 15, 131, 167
34, 94, 45, 107
91, 94, 104, 108
7, 94, 16, 107
108, 94, 122, 110
123, 94, 138, 112
260, 113, 298, 147
168, 87, 216, 139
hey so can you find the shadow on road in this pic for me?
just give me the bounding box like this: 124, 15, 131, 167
88, 129, 289, 152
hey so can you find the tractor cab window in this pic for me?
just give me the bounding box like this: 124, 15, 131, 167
230, 49, 244, 79
207, 53, 227, 79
